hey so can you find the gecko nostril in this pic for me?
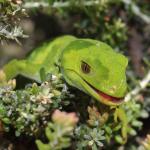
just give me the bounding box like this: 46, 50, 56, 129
109, 86, 117, 94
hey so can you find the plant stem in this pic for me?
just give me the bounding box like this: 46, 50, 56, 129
125, 70, 150, 102
23, 1, 100, 9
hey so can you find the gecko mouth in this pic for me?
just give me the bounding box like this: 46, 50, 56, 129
65, 68, 124, 104
83, 79, 124, 103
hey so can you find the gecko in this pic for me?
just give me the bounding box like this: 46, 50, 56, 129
1, 35, 128, 106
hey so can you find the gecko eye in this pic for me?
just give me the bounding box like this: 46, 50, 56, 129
81, 61, 91, 74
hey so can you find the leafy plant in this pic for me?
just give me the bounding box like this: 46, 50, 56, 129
36, 109, 78, 150
0, 74, 72, 136
0, 0, 27, 43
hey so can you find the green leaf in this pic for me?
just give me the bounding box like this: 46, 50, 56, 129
36, 140, 51, 150
40, 68, 47, 82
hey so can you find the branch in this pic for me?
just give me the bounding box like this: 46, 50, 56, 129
122, 0, 150, 24
23, 2, 49, 8
0, 25, 28, 44
125, 70, 150, 102
23, 1, 99, 9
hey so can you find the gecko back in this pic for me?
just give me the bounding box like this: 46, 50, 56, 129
2, 35, 76, 82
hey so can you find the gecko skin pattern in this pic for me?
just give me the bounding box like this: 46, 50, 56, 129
2, 35, 128, 106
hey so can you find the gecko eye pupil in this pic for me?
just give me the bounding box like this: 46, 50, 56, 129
81, 61, 91, 74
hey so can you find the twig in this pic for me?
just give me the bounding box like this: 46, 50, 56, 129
23, 2, 49, 8
122, 0, 150, 24
23, 1, 99, 9
125, 70, 150, 102
0, 25, 28, 44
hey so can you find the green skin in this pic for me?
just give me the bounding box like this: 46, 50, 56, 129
2, 35, 128, 106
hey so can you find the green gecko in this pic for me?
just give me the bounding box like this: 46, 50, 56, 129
1, 35, 128, 106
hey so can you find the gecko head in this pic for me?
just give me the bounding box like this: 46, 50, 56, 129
61, 39, 128, 106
